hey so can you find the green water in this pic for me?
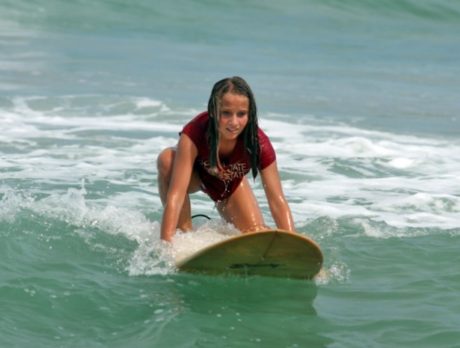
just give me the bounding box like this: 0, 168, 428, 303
2, 0, 460, 346
2, 211, 460, 347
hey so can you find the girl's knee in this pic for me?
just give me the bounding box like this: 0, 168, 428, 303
156, 148, 175, 178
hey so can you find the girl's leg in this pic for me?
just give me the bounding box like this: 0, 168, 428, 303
156, 147, 201, 231
216, 177, 268, 233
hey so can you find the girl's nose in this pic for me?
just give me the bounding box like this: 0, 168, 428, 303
228, 114, 237, 125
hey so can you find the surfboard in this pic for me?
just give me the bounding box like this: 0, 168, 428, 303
177, 229, 323, 279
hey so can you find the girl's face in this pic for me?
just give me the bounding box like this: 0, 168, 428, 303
218, 92, 249, 142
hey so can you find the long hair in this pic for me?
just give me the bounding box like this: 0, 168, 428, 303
207, 76, 260, 179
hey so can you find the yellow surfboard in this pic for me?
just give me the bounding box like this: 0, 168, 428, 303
177, 229, 323, 279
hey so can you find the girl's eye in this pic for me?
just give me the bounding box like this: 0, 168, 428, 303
220, 110, 248, 118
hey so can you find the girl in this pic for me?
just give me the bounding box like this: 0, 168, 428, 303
157, 76, 295, 242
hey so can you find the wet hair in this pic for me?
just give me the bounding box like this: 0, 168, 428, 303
207, 76, 260, 178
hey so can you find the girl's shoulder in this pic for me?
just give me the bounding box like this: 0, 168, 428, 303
183, 111, 208, 132
181, 111, 209, 148
258, 127, 276, 169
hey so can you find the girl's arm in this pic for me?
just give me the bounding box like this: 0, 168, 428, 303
160, 134, 198, 241
260, 161, 295, 232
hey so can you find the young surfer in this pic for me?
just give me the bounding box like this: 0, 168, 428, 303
157, 76, 295, 242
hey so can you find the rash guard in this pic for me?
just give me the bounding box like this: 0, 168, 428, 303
181, 111, 276, 202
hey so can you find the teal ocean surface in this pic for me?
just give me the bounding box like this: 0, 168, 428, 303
1, 1, 460, 347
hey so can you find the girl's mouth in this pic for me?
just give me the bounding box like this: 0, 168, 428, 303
226, 128, 239, 134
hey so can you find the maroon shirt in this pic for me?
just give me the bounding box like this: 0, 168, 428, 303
181, 112, 276, 202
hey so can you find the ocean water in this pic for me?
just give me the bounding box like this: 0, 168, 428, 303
1, 0, 460, 347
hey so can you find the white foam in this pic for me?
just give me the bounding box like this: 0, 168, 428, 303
0, 186, 175, 275
172, 222, 240, 263
133, 97, 171, 113
0, 189, 34, 223
2, 96, 460, 237
315, 262, 351, 285
5, 96, 181, 135
387, 157, 416, 169
0, 186, 240, 276
259, 115, 460, 232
